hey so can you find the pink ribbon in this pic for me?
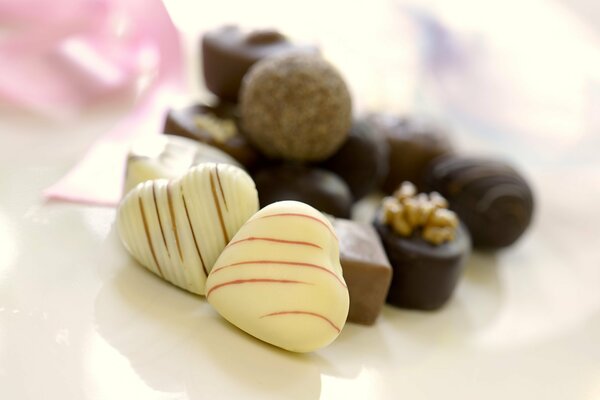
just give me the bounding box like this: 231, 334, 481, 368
14, 0, 187, 206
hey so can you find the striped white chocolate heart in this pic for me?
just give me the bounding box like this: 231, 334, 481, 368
117, 163, 258, 295
206, 201, 349, 352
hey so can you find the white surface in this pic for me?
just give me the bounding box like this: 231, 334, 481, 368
2, 0, 600, 398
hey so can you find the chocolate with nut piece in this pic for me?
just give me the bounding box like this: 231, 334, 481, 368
163, 102, 261, 168
373, 182, 471, 310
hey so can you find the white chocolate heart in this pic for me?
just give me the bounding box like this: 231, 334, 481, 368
206, 201, 349, 352
117, 163, 258, 295
123, 134, 240, 195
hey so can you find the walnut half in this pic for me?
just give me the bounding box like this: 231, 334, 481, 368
380, 181, 458, 245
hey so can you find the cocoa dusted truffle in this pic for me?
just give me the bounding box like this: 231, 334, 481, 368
424, 155, 534, 249
240, 54, 352, 162
202, 25, 318, 102
252, 164, 353, 218
373, 182, 471, 310
366, 114, 453, 193
320, 118, 389, 200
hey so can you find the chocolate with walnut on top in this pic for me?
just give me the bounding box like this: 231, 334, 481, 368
163, 102, 261, 168
373, 182, 471, 311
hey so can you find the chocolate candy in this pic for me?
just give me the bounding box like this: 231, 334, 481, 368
163, 102, 260, 168
320, 118, 389, 200
424, 156, 534, 249
117, 163, 259, 295
366, 114, 453, 193
332, 218, 392, 325
373, 183, 471, 310
253, 164, 353, 218
206, 201, 349, 352
123, 134, 240, 195
202, 25, 318, 102
241, 54, 352, 162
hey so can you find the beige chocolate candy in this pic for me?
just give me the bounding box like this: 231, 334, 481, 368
123, 134, 240, 195
117, 163, 258, 295
206, 201, 349, 352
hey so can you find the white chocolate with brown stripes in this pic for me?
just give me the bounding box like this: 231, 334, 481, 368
206, 201, 350, 352
117, 163, 258, 295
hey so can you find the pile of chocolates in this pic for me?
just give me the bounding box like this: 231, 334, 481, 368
117, 24, 535, 352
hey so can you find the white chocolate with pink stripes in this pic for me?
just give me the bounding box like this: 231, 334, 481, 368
206, 201, 350, 352
116, 163, 258, 295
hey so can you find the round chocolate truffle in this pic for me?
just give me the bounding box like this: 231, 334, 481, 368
253, 164, 353, 218
240, 54, 352, 162
320, 118, 389, 200
373, 183, 471, 310
424, 156, 534, 249
366, 114, 453, 193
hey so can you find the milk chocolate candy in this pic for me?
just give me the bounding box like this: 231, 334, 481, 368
373, 183, 470, 310
163, 103, 260, 168
332, 219, 392, 325
202, 25, 319, 102
253, 164, 353, 218
123, 134, 240, 195
366, 114, 453, 193
321, 118, 389, 200
424, 156, 534, 249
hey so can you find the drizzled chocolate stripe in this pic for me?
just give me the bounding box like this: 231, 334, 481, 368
152, 182, 170, 258
257, 213, 337, 239
206, 278, 311, 298
166, 183, 183, 262
138, 197, 164, 278
211, 260, 346, 287
215, 164, 228, 211
226, 237, 322, 249
210, 170, 229, 243
181, 189, 208, 276
260, 310, 340, 333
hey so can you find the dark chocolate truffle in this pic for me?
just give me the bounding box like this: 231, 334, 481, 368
202, 25, 318, 102
373, 182, 471, 310
366, 114, 453, 193
424, 156, 534, 249
320, 118, 389, 200
253, 164, 352, 218
163, 102, 261, 168
240, 54, 352, 162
